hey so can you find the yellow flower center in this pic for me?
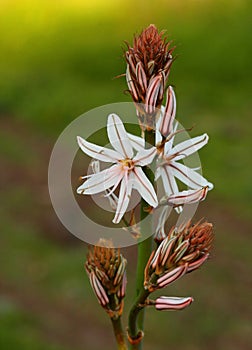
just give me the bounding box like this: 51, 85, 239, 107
119, 158, 135, 170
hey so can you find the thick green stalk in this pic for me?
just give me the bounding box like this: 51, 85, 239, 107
111, 316, 128, 350
129, 129, 156, 349
110, 293, 128, 350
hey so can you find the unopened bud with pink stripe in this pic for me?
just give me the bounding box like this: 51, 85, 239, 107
155, 296, 193, 311
166, 186, 209, 207
159, 86, 176, 138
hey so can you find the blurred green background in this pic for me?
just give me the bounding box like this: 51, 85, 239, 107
1, 0, 252, 349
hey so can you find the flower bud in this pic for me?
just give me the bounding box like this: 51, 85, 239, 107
125, 24, 174, 130
85, 239, 127, 318
159, 86, 176, 138
155, 296, 193, 311
145, 220, 213, 291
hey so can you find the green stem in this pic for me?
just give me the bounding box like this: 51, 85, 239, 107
110, 316, 128, 350
136, 209, 152, 333
128, 288, 150, 345
129, 129, 156, 349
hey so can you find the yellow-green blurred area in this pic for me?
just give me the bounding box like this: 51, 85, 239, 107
0, 0, 251, 349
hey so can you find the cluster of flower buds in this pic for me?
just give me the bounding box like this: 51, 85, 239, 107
125, 24, 174, 130
144, 220, 213, 292
85, 239, 127, 318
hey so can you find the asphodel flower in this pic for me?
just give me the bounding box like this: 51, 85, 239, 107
85, 239, 127, 318
77, 113, 158, 223
125, 87, 213, 213
156, 89, 214, 204
144, 220, 214, 292
125, 24, 174, 130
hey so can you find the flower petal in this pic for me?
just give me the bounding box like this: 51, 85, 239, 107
117, 271, 127, 298
187, 253, 209, 272
154, 206, 170, 242
112, 173, 132, 224
77, 136, 120, 162
167, 187, 209, 206
155, 296, 193, 311
157, 264, 187, 288
107, 114, 133, 158
126, 64, 138, 101
89, 272, 109, 306
127, 132, 145, 151
170, 133, 209, 161
134, 146, 157, 166
158, 165, 183, 213
159, 165, 179, 196
136, 61, 147, 92
164, 121, 178, 154
77, 165, 122, 195
170, 162, 214, 190
145, 73, 163, 114
132, 167, 158, 207
159, 86, 176, 137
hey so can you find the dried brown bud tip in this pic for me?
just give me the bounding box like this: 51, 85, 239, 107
125, 24, 175, 130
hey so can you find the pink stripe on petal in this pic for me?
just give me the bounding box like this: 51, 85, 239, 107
77, 165, 121, 195
187, 253, 209, 272
112, 173, 132, 224
77, 136, 120, 162
127, 132, 145, 151
133, 167, 158, 207
117, 272, 127, 298
90, 272, 109, 306
159, 86, 176, 137
136, 61, 147, 92
160, 236, 177, 266
160, 166, 179, 196
150, 241, 165, 268
155, 296, 193, 311
107, 114, 133, 159
157, 264, 187, 287
134, 146, 157, 166
154, 206, 170, 242
126, 65, 138, 100
167, 187, 208, 206
145, 74, 162, 114
170, 133, 209, 161
170, 162, 214, 190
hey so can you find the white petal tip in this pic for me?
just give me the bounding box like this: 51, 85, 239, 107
207, 182, 214, 190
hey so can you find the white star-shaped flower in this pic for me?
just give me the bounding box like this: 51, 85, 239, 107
156, 127, 214, 207
128, 87, 213, 213
77, 114, 158, 224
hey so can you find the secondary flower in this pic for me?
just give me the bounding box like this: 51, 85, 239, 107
127, 89, 213, 212
156, 132, 213, 196
77, 113, 158, 223
155, 88, 213, 203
